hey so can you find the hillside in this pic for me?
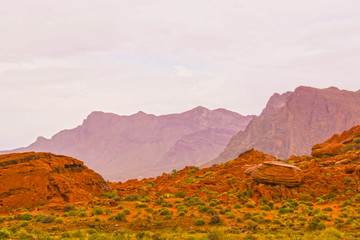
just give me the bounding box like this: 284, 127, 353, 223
205, 86, 360, 166
1, 106, 253, 181
1, 126, 360, 239
0, 152, 106, 211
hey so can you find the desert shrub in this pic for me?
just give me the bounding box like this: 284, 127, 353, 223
260, 205, 271, 211
210, 199, 220, 206
251, 215, 264, 223
122, 209, 131, 215
19, 221, 29, 227
42, 216, 55, 224
316, 227, 342, 240
209, 215, 221, 225
64, 205, 75, 212
207, 228, 226, 240
278, 208, 294, 214
245, 220, 257, 230
102, 190, 118, 199
124, 194, 139, 201
225, 212, 236, 219
55, 218, 64, 224
114, 212, 126, 221
299, 194, 311, 201
0, 229, 9, 239
273, 219, 282, 225
175, 191, 185, 198
184, 196, 205, 206
353, 138, 360, 144
237, 190, 253, 199
245, 202, 255, 208
198, 206, 216, 215
323, 207, 333, 212
136, 202, 148, 208
78, 210, 87, 217
14, 213, 32, 221
344, 177, 354, 184
244, 212, 252, 220
159, 208, 172, 216
341, 200, 352, 207
194, 218, 205, 226
308, 217, 326, 230
234, 203, 241, 209
91, 206, 104, 215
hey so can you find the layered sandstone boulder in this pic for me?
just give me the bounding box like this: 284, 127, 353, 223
0, 152, 107, 210
246, 161, 303, 187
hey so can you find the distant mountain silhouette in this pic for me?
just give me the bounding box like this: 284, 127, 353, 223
205, 86, 360, 167
2, 106, 253, 181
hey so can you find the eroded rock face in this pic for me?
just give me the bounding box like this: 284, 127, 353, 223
0, 152, 107, 211
207, 86, 360, 166
246, 161, 303, 187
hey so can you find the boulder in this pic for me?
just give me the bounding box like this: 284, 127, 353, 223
246, 161, 303, 187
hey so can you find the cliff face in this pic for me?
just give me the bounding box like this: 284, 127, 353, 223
206, 86, 360, 166
2, 107, 253, 181
0, 152, 106, 211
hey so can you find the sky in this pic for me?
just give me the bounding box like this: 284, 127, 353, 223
1, 0, 360, 150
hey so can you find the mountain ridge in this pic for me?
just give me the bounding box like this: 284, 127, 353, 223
1, 106, 254, 181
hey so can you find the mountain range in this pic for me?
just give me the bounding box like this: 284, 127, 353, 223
1, 106, 253, 181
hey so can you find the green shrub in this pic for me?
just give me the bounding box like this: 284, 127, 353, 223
114, 212, 126, 221
0, 230, 9, 239
175, 191, 186, 198
122, 209, 131, 215
194, 218, 205, 226
14, 213, 32, 221
41, 216, 55, 224
316, 227, 343, 239
91, 206, 104, 215
124, 194, 139, 201
308, 217, 326, 230
299, 194, 311, 201
260, 205, 271, 211
64, 205, 75, 212
159, 208, 172, 216
323, 207, 333, 212
209, 215, 221, 225
226, 212, 236, 219
102, 190, 118, 199
245, 202, 255, 208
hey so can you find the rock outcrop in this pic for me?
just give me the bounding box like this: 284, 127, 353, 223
1, 107, 253, 181
0, 152, 107, 211
246, 161, 303, 187
311, 125, 360, 158
206, 86, 360, 166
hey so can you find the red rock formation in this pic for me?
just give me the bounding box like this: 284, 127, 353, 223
0, 152, 107, 211
246, 161, 303, 187
1, 107, 253, 181
207, 86, 360, 166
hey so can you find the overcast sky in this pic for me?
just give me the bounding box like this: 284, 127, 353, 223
1, 0, 360, 150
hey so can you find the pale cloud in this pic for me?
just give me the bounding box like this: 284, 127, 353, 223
1, 0, 360, 149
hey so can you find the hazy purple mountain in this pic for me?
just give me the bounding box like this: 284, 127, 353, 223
204, 86, 360, 167
2, 106, 253, 181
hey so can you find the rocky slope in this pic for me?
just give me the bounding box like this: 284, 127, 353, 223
113, 124, 360, 204
0, 152, 106, 211
205, 86, 360, 166
2, 107, 253, 181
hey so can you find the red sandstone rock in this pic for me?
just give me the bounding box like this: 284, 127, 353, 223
246, 161, 303, 187
0, 152, 107, 211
